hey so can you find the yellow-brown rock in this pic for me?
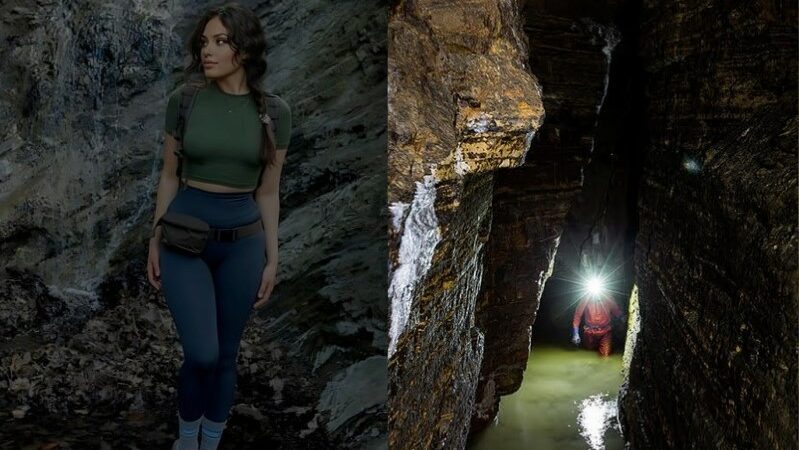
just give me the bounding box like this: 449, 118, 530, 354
388, 0, 544, 448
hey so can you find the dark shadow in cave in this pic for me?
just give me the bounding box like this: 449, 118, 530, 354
531, 0, 648, 354
468, 1, 650, 447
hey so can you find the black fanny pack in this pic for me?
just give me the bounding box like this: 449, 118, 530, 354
156, 211, 263, 255
157, 212, 211, 255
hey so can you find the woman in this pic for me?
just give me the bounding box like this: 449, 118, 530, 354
145, 3, 291, 450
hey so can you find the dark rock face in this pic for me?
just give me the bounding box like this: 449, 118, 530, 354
470, 1, 623, 432
0, 0, 180, 336
470, 166, 575, 432
619, 1, 798, 448
390, 173, 494, 449
387, 0, 544, 448
0, 0, 387, 448
391, 0, 796, 448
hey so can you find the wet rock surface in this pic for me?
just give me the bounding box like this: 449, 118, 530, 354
388, 0, 543, 448
619, 1, 797, 448
0, 0, 387, 448
471, 0, 627, 432
391, 0, 796, 448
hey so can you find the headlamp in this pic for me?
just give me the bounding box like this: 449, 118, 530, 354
584, 275, 606, 300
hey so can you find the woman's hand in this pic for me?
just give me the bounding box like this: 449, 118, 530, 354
254, 263, 277, 309
146, 235, 161, 291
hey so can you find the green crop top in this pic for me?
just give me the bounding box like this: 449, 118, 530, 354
164, 81, 292, 189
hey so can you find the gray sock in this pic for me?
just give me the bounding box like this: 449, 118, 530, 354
199, 416, 228, 450
176, 411, 203, 450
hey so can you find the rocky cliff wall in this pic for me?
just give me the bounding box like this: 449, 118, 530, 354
387, 0, 544, 448
0, 1, 387, 447
619, 1, 798, 448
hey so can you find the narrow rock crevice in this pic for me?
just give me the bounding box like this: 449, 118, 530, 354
470, 0, 645, 434
389, 0, 796, 448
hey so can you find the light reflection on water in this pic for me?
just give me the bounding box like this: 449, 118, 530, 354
577, 393, 620, 450
468, 344, 625, 450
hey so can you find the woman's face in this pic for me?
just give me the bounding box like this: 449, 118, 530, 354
200, 16, 246, 79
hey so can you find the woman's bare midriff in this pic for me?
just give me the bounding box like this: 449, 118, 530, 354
186, 179, 254, 193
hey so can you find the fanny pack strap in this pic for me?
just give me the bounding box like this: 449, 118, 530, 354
153, 214, 262, 242
209, 219, 263, 241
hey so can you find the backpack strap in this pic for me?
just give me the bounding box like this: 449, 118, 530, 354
173, 84, 201, 190
253, 94, 280, 193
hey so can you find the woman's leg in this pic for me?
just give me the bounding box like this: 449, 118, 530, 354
160, 245, 220, 421
203, 232, 266, 422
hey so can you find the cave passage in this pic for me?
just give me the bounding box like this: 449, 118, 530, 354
470, 247, 633, 450
467, 344, 625, 450
468, 0, 643, 441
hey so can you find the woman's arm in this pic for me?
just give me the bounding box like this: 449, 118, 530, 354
254, 149, 287, 267
150, 133, 181, 240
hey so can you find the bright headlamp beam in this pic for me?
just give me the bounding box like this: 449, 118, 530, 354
585, 275, 605, 298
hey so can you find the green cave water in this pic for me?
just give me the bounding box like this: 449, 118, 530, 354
468, 344, 626, 450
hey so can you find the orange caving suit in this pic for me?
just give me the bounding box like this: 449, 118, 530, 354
572, 295, 624, 356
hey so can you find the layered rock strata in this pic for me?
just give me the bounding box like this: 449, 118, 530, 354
387, 0, 544, 448
619, 1, 798, 448
471, 1, 624, 432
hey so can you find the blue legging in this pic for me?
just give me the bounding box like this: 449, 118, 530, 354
159, 185, 266, 422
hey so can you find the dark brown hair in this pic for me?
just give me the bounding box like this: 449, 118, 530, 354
184, 2, 277, 170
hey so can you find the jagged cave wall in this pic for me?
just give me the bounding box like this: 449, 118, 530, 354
531, 0, 645, 350
470, 0, 628, 431
0, 1, 387, 448
619, 0, 798, 449
387, 0, 543, 448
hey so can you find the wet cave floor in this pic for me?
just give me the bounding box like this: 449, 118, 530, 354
468, 343, 625, 450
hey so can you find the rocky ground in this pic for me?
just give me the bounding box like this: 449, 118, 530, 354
1, 270, 381, 449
